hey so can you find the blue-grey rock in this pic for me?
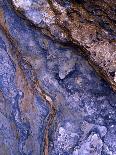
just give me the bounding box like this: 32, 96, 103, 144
0, 0, 116, 155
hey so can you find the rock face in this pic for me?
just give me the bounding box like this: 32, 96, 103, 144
0, 0, 116, 155
12, 0, 116, 91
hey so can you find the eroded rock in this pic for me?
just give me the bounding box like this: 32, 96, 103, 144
12, 0, 116, 91
0, 0, 116, 155
73, 133, 103, 155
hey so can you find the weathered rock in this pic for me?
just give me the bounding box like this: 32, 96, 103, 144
0, 0, 116, 155
73, 133, 103, 155
12, 0, 116, 91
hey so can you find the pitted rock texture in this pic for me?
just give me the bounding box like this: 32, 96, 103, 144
0, 0, 116, 155
12, 0, 116, 91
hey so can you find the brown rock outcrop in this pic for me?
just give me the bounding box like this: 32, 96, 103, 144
12, 0, 116, 91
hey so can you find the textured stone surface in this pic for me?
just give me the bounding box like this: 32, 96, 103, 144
12, 0, 116, 91
0, 0, 116, 155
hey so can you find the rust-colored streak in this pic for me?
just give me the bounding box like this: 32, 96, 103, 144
0, 20, 56, 155
0, 9, 6, 28
15, 66, 35, 113
31, 71, 56, 155
16, 61, 56, 155
15, 64, 42, 154
12, 0, 116, 92
0, 8, 11, 34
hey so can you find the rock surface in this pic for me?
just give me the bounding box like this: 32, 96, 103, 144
0, 0, 116, 155
12, 0, 116, 91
